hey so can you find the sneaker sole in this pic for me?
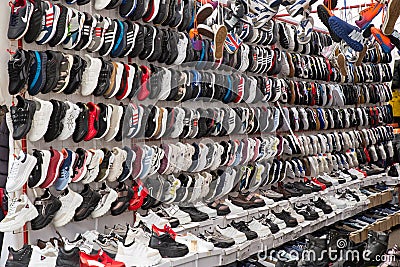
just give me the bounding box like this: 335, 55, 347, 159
6, 156, 37, 192
337, 53, 347, 76
383, 0, 400, 35
214, 25, 228, 60
317, 5, 341, 43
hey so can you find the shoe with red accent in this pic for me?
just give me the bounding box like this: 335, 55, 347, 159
311, 178, 327, 190
115, 64, 134, 101
137, 65, 151, 101
369, 26, 395, 53
40, 148, 64, 189
84, 102, 100, 141
80, 249, 125, 267
355, 2, 384, 29
152, 224, 177, 240
128, 180, 148, 211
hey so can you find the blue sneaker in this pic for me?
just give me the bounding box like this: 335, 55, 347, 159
55, 149, 76, 191
28, 51, 47, 95
36, 1, 60, 45
110, 20, 126, 58
139, 146, 155, 179
328, 16, 364, 51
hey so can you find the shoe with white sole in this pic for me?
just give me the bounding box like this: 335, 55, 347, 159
82, 149, 104, 184
104, 104, 123, 142
0, 194, 38, 232
247, 219, 272, 237
137, 210, 170, 229
162, 205, 192, 225
53, 187, 83, 228
6, 151, 37, 192
176, 233, 214, 253
115, 241, 162, 267
92, 183, 118, 218
28, 243, 58, 267
215, 225, 247, 244
81, 55, 102, 96
28, 98, 53, 142
107, 147, 127, 182
58, 101, 80, 141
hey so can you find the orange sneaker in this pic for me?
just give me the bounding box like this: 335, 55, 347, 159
355, 2, 384, 29
371, 26, 395, 53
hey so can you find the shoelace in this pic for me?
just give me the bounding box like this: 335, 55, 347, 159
9, 160, 21, 179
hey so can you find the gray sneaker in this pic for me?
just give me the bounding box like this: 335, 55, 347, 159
87, 15, 110, 53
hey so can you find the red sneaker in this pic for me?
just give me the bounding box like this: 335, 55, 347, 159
137, 65, 151, 101
311, 178, 327, 190
80, 250, 125, 267
128, 180, 148, 211
40, 148, 64, 189
84, 102, 100, 141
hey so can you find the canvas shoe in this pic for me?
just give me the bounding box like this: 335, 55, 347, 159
81, 55, 102, 96
28, 243, 58, 267
0, 194, 38, 232
28, 98, 53, 142
36, 1, 60, 44
53, 187, 83, 228
8, 0, 34, 40
7, 151, 37, 192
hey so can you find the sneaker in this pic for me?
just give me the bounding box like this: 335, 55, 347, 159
8, 0, 34, 40
355, 2, 384, 30
0, 194, 38, 232
57, 101, 80, 141
95, 148, 114, 182
48, 4, 73, 47
87, 14, 109, 52
81, 55, 102, 96
149, 225, 189, 258
107, 147, 127, 182
10, 95, 36, 140
80, 249, 125, 267
28, 50, 47, 96
55, 246, 80, 267
63, 9, 85, 50
28, 149, 51, 188
54, 148, 76, 191
176, 233, 214, 253
36, 1, 60, 44
82, 149, 104, 184
53, 188, 83, 228
215, 225, 247, 244
28, 98, 53, 142
104, 104, 123, 142
92, 183, 118, 218
28, 243, 58, 266
5, 244, 33, 267
43, 100, 67, 142
24, 0, 44, 43
83, 102, 100, 141
163, 205, 192, 225
73, 102, 89, 143
328, 16, 365, 51
74, 184, 102, 221
8, 49, 33, 95
272, 210, 298, 227
199, 230, 235, 248
31, 190, 62, 230
115, 241, 162, 266
230, 220, 258, 240
111, 182, 134, 216
6, 151, 37, 192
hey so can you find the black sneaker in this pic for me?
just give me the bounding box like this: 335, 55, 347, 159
231, 220, 258, 240
111, 182, 134, 216
28, 149, 45, 188
28, 50, 47, 96
48, 4, 71, 47
179, 206, 209, 222
162, 0, 177, 26
42, 50, 63, 94
147, 29, 163, 62
93, 60, 113, 96
153, 0, 170, 24
5, 244, 33, 267
31, 190, 62, 230
74, 184, 102, 221
8, 49, 33, 95
64, 55, 87, 95
8, 0, 34, 40
119, 20, 135, 57
44, 100, 67, 142
272, 210, 298, 227
99, 19, 118, 56
312, 198, 333, 214
130, 0, 145, 21
10, 95, 36, 140
294, 203, 319, 220
111, 20, 127, 58
119, 0, 136, 17
55, 246, 80, 267
114, 103, 126, 142
73, 102, 89, 143
95, 103, 110, 139
149, 229, 189, 258
24, 0, 43, 43
74, 12, 95, 51
129, 23, 145, 58
139, 25, 156, 60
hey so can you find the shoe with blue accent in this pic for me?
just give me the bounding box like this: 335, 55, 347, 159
28, 51, 47, 96
225, 31, 243, 54
286, 0, 316, 17
328, 16, 365, 51
63, 9, 85, 50
370, 26, 395, 53
36, 1, 60, 45
120, 0, 137, 18
54, 148, 76, 191
111, 20, 127, 58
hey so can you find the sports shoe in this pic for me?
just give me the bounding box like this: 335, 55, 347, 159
215, 225, 247, 244
163, 204, 192, 225
355, 2, 384, 29
63, 9, 85, 50
107, 147, 127, 182
92, 183, 118, 218
24, 0, 43, 43
247, 218, 272, 237
83, 102, 100, 141
230, 220, 258, 240
95, 148, 114, 182
111, 182, 134, 216
199, 230, 235, 248
87, 14, 110, 52
54, 148, 76, 191
370, 26, 395, 53
0, 194, 38, 232
39, 148, 63, 189
328, 16, 365, 51
52, 54, 74, 93
28, 149, 51, 188
58, 101, 80, 141
115, 241, 162, 267
28, 50, 47, 95
149, 225, 189, 258
81, 55, 102, 96
71, 148, 90, 183
55, 246, 80, 267
28, 98, 53, 142
382, 0, 400, 35
43, 100, 67, 142
82, 149, 104, 184
6, 151, 37, 192
99, 18, 117, 56
74, 12, 97, 51
53, 187, 83, 228
80, 249, 125, 267
28, 243, 58, 267
8, 49, 32, 95
31, 190, 62, 230
176, 233, 215, 252
137, 210, 170, 229
48, 4, 73, 47
74, 184, 102, 221
104, 104, 123, 142
10, 95, 36, 140
8, 0, 34, 40
5, 244, 33, 267
36, 1, 60, 44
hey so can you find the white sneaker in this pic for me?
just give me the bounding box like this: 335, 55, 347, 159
95, 0, 112, 10
0, 194, 38, 232
92, 184, 118, 219
176, 233, 214, 252
137, 210, 170, 229
195, 202, 217, 218
81, 55, 102, 96
163, 205, 192, 225
58, 101, 80, 141
28, 98, 53, 142
125, 227, 151, 246
115, 241, 162, 267
82, 149, 104, 184
224, 199, 245, 214
6, 151, 37, 192
53, 188, 83, 228
328, 196, 347, 209
169, 107, 185, 139
265, 213, 286, 230
107, 147, 127, 182
28, 243, 58, 267
215, 225, 247, 244
247, 219, 272, 238
104, 104, 123, 142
